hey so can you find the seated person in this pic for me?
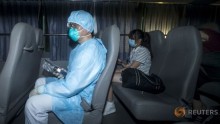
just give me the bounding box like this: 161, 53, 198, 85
25, 10, 107, 124
103, 29, 152, 115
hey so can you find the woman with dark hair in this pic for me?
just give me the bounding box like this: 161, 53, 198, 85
103, 29, 152, 115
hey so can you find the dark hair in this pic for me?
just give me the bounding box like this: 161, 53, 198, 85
129, 29, 152, 57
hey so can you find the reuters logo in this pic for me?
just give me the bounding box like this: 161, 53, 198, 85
174, 107, 186, 118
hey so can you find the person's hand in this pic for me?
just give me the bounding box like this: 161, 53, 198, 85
116, 68, 126, 73
121, 63, 127, 68
57, 74, 64, 79
53, 71, 59, 77
120, 68, 126, 72
52, 68, 65, 79
53, 72, 63, 78
117, 59, 123, 65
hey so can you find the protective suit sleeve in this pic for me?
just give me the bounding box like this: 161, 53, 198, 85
38, 42, 105, 98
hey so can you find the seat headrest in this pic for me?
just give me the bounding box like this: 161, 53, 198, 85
148, 30, 165, 57
10, 22, 36, 52
35, 28, 44, 49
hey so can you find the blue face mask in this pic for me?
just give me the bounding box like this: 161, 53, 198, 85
68, 28, 80, 42
128, 39, 136, 47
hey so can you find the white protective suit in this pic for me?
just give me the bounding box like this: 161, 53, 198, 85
37, 38, 107, 123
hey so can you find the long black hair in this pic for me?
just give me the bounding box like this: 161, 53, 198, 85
129, 29, 152, 57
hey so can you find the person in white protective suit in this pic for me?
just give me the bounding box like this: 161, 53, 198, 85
25, 10, 107, 124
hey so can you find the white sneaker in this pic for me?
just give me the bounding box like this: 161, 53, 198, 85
103, 101, 116, 116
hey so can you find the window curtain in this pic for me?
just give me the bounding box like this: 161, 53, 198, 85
140, 4, 220, 35
43, 1, 139, 61
95, 2, 139, 60
0, 1, 220, 62
0, 1, 39, 61
183, 4, 220, 28
140, 4, 182, 35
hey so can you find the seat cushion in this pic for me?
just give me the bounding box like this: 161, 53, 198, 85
199, 82, 220, 99
112, 82, 184, 121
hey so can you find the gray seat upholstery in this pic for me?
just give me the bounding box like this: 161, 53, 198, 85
0, 62, 5, 73
113, 26, 202, 121
32, 28, 44, 80
48, 24, 120, 124
0, 22, 37, 123
199, 82, 220, 100
148, 30, 166, 75
83, 24, 120, 124
199, 82, 220, 108
35, 28, 44, 51
196, 82, 220, 124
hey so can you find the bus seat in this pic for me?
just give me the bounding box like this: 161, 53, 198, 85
112, 26, 202, 122
48, 24, 120, 124
199, 82, 220, 107
83, 24, 120, 124
0, 22, 37, 123
0, 61, 5, 73
195, 81, 220, 123
35, 28, 44, 53
95, 30, 103, 39
148, 30, 166, 75
32, 28, 44, 80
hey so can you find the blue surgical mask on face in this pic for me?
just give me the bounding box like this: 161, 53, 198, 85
68, 28, 81, 42
128, 39, 136, 47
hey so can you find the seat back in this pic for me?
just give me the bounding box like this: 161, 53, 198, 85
83, 24, 120, 124
0, 22, 37, 123
148, 30, 166, 75
32, 28, 44, 80
35, 28, 44, 53
159, 26, 202, 102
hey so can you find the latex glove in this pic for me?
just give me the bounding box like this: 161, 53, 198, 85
52, 68, 66, 79
29, 89, 39, 97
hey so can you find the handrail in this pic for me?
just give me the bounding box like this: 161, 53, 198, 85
0, 33, 128, 36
